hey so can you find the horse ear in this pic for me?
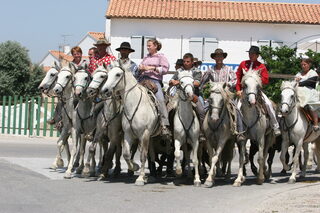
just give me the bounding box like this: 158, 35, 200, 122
292, 81, 298, 88
103, 62, 107, 69
222, 82, 227, 89
54, 61, 60, 71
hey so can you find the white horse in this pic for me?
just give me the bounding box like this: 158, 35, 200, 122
38, 62, 71, 169
240, 70, 275, 184
173, 71, 201, 186
87, 64, 131, 179
280, 81, 320, 183
203, 82, 246, 187
100, 62, 160, 186
52, 62, 78, 178
71, 66, 102, 177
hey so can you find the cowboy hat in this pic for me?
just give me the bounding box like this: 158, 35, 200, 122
247, 46, 260, 54
93, 38, 111, 47
115, 42, 135, 52
210, 48, 228, 59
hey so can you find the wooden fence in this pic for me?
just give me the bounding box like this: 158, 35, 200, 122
0, 96, 59, 137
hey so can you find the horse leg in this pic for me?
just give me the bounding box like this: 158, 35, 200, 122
64, 128, 78, 178
174, 139, 183, 176
300, 142, 309, 178
289, 139, 303, 183
257, 137, 266, 185
113, 141, 122, 177
280, 135, 290, 172
249, 142, 258, 176
192, 138, 201, 187
51, 128, 68, 170
234, 139, 246, 187
306, 143, 314, 169
64, 135, 71, 166
314, 140, 320, 172
135, 132, 150, 186
122, 135, 134, 174
76, 136, 86, 174
266, 147, 275, 180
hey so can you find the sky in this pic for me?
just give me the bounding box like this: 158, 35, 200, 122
0, 0, 320, 63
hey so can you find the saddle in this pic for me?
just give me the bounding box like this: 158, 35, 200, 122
140, 79, 158, 94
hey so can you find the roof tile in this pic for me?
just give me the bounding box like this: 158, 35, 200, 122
106, 0, 320, 25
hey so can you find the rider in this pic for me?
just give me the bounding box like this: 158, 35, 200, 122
115, 42, 139, 80
47, 46, 87, 127
138, 38, 171, 137
235, 46, 281, 136
88, 38, 116, 74
169, 53, 205, 124
200, 48, 245, 141
295, 58, 320, 131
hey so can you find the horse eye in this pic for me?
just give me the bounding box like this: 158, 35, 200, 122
50, 73, 55, 77
85, 77, 88, 80
101, 75, 106, 79
116, 73, 121, 77
66, 76, 70, 79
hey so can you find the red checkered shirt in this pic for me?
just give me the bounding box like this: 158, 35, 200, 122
88, 54, 116, 74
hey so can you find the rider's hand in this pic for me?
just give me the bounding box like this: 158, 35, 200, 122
192, 95, 198, 103
170, 80, 180, 86
193, 81, 200, 87
236, 90, 242, 97
295, 77, 301, 82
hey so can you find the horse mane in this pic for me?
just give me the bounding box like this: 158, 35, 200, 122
281, 81, 295, 91
210, 82, 232, 103
241, 70, 262, 88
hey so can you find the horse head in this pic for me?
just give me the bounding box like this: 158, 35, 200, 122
52, 62, 76, 96
38, 62, 60, 95
280, 81, 298, 116
241, 69, 262, 105
208, 81, 228, 121
87, 63, 110, 98
100, 63, 126, 97
177, 71, 195, 101
73, 64, 91, 99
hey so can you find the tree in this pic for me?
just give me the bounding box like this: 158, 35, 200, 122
0, 41, 44, 97
260, 45, 301, 102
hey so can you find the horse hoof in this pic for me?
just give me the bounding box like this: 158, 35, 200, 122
132, 163, 140, 172
176, 168, 182, 176
257, 179, 264, 185
135, 180, 145, 186
50, 165, 57, 170
288, 178, 296, 184
127, 170, 134, 177
97, 174, 107, 181
64, 173, 72, 179
113, 167, 121, 177
194, 181, 201, 187
233, 181, 241, 187
204, 181, 213, 188
280, 169, 287, 175
57, 159, 64, 168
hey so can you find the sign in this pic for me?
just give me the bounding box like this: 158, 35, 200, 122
200, 63, 239, 72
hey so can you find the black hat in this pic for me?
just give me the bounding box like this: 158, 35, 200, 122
175, 59, 183, 67
115, 42, 135, 52
247, 46, 260, 54
210, 48, 228, 59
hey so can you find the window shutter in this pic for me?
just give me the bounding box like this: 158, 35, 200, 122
204, 38, 218, 61
189, 37, 203, 60
130, 36, 143, 59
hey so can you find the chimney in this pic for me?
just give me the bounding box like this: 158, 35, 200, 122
63, 45, 71, 54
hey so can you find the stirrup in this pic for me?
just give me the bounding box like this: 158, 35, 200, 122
313, 125, 320, 131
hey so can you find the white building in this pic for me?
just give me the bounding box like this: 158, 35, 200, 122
40, 32, 105, 71
105, 0, 320, 75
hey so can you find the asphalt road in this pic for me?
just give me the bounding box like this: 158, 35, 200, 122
0, 135, 319, 213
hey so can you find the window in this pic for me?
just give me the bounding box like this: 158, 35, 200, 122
130, 36, 156, 59
257, 40, 283, 48
189, 37, 218, 61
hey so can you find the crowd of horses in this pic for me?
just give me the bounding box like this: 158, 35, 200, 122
38, 60, 320, 187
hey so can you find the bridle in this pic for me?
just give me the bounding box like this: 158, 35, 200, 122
280, 87, 297, 115
55, 68, 74, 95
177, 75, 194, 102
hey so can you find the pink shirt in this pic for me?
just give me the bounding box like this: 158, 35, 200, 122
139, 53, 169, 81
